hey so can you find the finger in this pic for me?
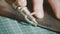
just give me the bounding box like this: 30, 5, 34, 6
16, 0, 27, 7
48, 0, 60, 20
16, 0, 32, 15
32, 0, 44, 19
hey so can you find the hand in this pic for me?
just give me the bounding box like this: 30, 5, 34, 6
16, 0, 60, 20
48, 0, 60, 20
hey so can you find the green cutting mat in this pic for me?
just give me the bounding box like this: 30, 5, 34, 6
0, 16, 57, 34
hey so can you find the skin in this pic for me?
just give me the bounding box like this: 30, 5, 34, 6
16, 0, 60, 20
48, 0, 60, 20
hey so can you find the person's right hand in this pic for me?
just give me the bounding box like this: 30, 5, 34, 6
16, 0, 60, 20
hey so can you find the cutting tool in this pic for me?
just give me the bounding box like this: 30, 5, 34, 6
12, 2, 38, 26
